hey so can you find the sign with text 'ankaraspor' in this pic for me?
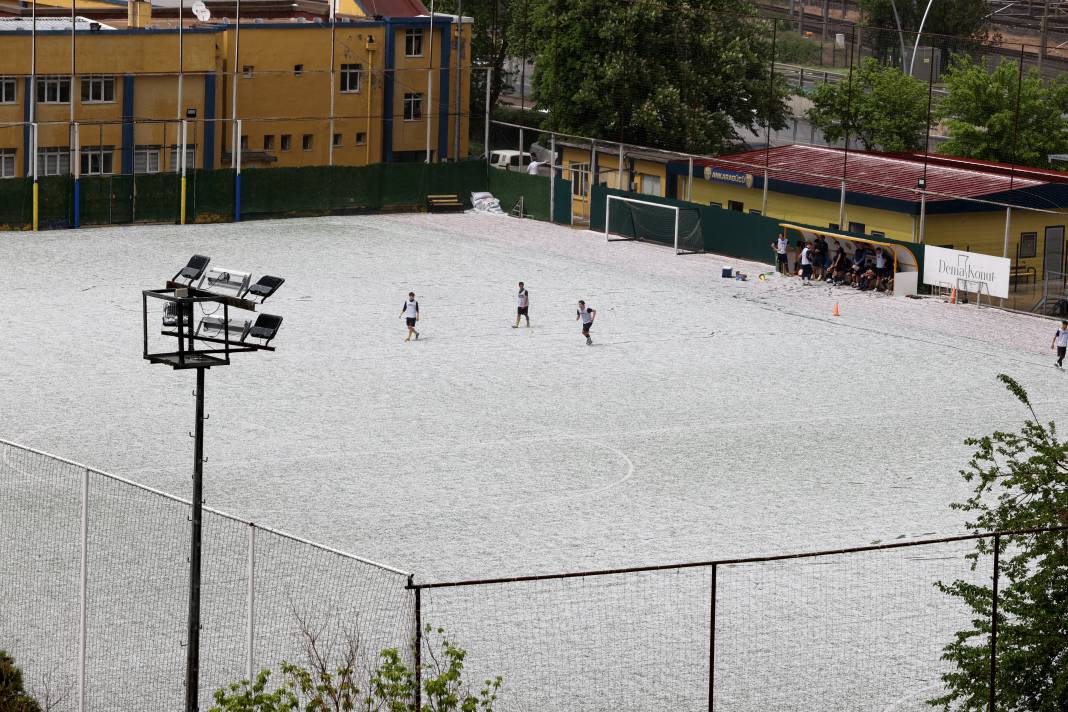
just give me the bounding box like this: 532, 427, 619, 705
703, 166, 754, 189
923, 245, 1010, 299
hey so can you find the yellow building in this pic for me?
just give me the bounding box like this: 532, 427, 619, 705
557, 142, 669, 223
0, 2, 472, 181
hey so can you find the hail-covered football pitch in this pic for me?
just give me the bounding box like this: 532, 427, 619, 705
1, 211, 1062, 580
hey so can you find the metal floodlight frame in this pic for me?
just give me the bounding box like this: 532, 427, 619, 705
142, 270, 284, 712
142, 287, 275, 371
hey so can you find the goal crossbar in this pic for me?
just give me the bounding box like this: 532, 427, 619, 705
605, 195, 686, 254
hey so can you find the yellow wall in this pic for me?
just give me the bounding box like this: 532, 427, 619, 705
685, 176, 916, 241
925, 210, 1068, 269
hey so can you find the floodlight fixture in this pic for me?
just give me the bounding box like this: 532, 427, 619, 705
173, 254, 211, 285
242, 275, 286, 303
198, 266, 251, 299
142, 258, 285, 712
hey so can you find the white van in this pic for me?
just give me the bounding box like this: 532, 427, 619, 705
489, 150, 534, 171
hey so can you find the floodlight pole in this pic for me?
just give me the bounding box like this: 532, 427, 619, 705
185, 365, 207, 712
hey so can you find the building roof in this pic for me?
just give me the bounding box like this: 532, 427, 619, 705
0, 15, 116, 29
696, 144, 1067, 205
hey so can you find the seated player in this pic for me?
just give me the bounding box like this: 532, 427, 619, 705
857, 266, 878, 291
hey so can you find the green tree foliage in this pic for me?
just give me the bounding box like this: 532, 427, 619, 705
805, 57, 931, 152
937, 57, 1068, 168
0, 651, 42, 712
858, 0, 990, 66
431, 0, 522, 121
210, 628, 502, 712
528, 0, 790, 153
930, 374, 1068, 711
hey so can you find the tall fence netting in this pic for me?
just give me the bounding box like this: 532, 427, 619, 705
0, 437, 1033, 712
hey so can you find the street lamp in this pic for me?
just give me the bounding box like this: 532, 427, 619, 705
142, 255, 285, 712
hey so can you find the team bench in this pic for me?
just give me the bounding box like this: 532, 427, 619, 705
427, 194, 464, 213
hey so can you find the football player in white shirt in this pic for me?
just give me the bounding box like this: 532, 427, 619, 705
1052, 320, 1068, 368
771, 233, 789, 275
399, 292, 420, 341
576, 300, 596, 345
513, 281, 531, 329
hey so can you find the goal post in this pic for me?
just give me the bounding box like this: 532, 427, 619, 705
604, 194, 701, 255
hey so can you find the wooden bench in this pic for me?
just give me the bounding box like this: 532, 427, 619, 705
1010, 265, 1036, 291
427, 194, 464, 213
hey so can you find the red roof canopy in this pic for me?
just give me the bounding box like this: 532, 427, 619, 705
697, 145, 1068, 204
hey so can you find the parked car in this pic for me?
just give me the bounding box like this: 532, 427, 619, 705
489, 150, 534, 171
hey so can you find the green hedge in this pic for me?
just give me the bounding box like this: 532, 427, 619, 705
0, 178, 32, 228
488, 169, 551, 221
591, 185, 781, 260
590, 185, 924, 273
5, 159, 574, 230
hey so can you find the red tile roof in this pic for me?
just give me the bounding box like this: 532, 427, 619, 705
697, 145, 1068, 204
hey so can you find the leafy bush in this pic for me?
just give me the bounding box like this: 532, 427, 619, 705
774, 30, 822, 66
211, 626, 502, 712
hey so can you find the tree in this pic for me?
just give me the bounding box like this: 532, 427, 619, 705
0, 651, 42, 712
858, 0, 991, 69
937, 56, 1068, 168
806, 57, 931, 152
528, 0, 790, 154
929, 374, 1068, 711
430, 0, 547, 153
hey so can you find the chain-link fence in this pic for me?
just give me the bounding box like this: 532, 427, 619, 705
3, 435, 1065, 711
0, 438, 415, 711
412, 530, 1063, 712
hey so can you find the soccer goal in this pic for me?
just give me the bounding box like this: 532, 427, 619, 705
604, 195, 703, 254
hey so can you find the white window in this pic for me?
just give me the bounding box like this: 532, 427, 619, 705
36, 77, 71, 104
570, 162, 589, 197
355, 132, 366, 145
169, 144, 196, 172
0, 148, 15, 178
405, 29, 424, 57
0, 78, 15, 104
36, 148, 71, 177
333, 133, 342, 147
639, 174, 661, 196
302, 134, 313, 151
340, 64, 362, 93
403, 92, 422, 121
134, 146, 161, 174
80, 147, 114, 176
80, 76, 115, 103
281, 135, 292, 151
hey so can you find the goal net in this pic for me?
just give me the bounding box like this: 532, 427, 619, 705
605, 195, 703, 254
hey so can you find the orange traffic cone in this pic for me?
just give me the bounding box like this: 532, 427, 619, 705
950, 287, 957, 304
833, 303, 840, 317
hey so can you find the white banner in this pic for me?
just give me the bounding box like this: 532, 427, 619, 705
923, 245, 1011, 299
